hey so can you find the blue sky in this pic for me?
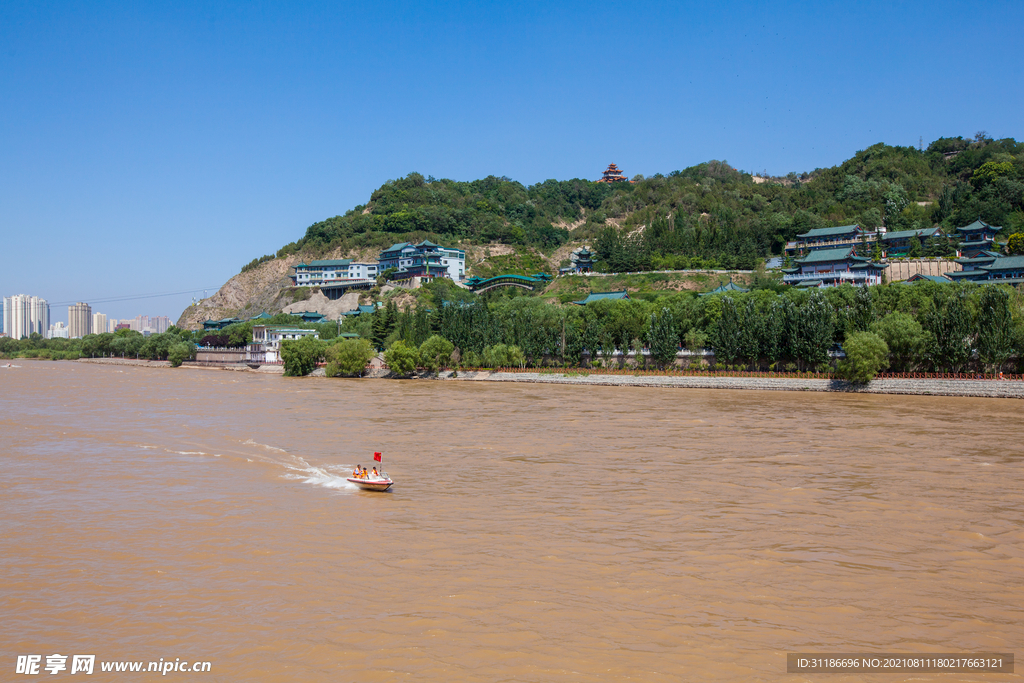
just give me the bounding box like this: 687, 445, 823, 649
2, 0, 1021, 324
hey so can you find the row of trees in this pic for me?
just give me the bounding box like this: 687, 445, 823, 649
353, 281, 1023, 377
0, 328, 198, 366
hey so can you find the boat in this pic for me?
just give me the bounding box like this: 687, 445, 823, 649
346, 473, 393, 491
347, 452, 393, 491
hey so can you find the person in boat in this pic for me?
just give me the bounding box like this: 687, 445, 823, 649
361, 467, 369, 478
371, 467, 380, 479
353, 464, 362, 477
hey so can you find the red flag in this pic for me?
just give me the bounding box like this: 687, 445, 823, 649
373, 452, 382, 462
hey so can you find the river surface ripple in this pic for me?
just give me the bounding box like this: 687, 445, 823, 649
1, 361, 1021, 682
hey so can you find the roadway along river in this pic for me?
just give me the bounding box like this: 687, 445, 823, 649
1, 361, 1021, 682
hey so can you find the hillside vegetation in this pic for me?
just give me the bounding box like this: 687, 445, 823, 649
244, 134, 1023, 276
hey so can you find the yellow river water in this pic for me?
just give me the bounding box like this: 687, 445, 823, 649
1, 361, 1021, 682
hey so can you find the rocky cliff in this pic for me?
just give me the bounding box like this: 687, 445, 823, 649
175, 256, 306, 329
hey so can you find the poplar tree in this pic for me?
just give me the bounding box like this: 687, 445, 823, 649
712, 297, 743, 365
648, 308, 678, 368
976, 286, 1013, 372
927, 291, 973, 372
795, 291, 835, 370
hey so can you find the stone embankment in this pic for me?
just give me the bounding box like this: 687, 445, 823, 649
443, 370, 1024, 399
71, 359, 1024, 398
76, 358, 172, 368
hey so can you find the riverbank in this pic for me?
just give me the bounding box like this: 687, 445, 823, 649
442, 370, 1024, 399
69, 358, 1024, 398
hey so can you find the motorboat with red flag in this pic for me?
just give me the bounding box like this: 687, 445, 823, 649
346, 452, 394, 491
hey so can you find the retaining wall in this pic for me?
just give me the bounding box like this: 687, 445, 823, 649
446, 371, 1024, 399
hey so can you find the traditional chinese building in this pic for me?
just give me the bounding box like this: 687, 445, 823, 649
782, 246, 887, 287
291, 259, 379, 287
377, 241, 466, 281
955, 219, 1003, 258
947, 253, 1024, 285
879, 227, 943, 257
597, 164, 628, 183
784, 224, 880, 256
568, 247, 596, 273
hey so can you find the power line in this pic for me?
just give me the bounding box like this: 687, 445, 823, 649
49, 287, 221, 307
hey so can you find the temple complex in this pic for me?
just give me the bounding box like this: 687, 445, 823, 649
597, 163, 628, 183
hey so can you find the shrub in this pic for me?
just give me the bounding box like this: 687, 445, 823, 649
168, 342, 194, 367
837, 331, 889, 384
325, 338, 375, 377
384, 339, 418, 376
418, 335, 454, 372
281, 336, 326, 376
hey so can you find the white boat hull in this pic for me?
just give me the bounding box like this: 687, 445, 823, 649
346, 477, 393, 491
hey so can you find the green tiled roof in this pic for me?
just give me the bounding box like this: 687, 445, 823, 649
902, 274, 951, 283
955, 254, 1001, 264
796, 280, 823, 287
796, 246, 857, 263
699, 281, 750, 296
956, 219, 1002, 233
573, 290, 630, 304
299, 259, 351, 267
796, 224, 860, 239
882, 228, 940, 241
383, 242, 412, 252
981, 255, 1024, 272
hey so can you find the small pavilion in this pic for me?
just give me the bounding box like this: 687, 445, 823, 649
597, 164, 628, 183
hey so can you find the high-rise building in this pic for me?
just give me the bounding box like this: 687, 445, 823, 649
151, 316, 170, 334
92, 312, 108, 336
68, 302, 93, 338
3, 294, 50, 339
108, 319, 118, 333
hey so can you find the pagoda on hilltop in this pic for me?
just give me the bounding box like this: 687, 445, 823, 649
597, 163, 628, 183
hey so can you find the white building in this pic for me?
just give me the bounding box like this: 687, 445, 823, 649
48, 322, 70, 339
69, 302, 92, 338
108, 319, 118, 333
246, 325, 320, 363
290, 259, 379, 287
377, 241, 465, 281
93, 312, 108, 336
3, 294, 50, 339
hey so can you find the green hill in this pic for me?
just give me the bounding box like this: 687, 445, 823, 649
242, 134, 1023, 276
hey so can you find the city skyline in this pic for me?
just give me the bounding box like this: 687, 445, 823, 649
1, 293, 174, 338
2, 1, 1022, 321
